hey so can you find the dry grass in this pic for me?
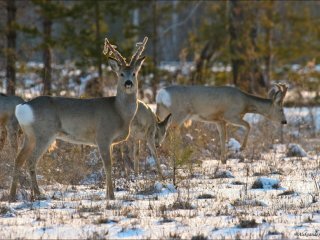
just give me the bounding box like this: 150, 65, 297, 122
0, 108, 319, 238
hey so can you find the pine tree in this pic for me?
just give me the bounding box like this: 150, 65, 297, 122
5, 0, 16, 95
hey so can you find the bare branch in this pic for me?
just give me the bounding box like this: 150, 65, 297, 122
159, 1, 203, 38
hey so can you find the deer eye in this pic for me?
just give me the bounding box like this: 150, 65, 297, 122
132, 73, 136, 77
120, 73, 124, 77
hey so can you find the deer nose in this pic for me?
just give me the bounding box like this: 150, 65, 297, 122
124, 80, 133, 88
281, 120, 287, 124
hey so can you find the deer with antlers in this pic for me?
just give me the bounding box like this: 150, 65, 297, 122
9, 37, 148, 201
156, 84, 288, 164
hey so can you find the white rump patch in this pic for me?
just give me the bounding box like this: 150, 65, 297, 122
15, 104, 34, 125
156, 89, 171, 107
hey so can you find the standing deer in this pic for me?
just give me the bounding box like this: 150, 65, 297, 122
9, 37, 148, 201
0, 94, 24, 151
156, 84, 287, 164
128, 100, 171, 177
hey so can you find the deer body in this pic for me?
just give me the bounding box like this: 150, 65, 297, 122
0, 94, 24, 151
9, 37, 148, 201
17, 95, 135, 146
128, 100, 171, 177
156, 85, 287, 163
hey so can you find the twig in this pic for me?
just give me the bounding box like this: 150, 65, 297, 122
159, 1, 203, 38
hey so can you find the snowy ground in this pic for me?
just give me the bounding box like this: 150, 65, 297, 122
0, 108, 319, 239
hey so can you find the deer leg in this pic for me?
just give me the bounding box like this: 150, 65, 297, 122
147, 133, 164, 179
9, 135, 35, 201
216, 122, 227, 164
98, 143, 114, 200
122, 143, 132, 176
27, 136, 55, 198
133, 140, 139, 176
225, 123, 229, 143
7, 120, 19, 152
226, 118, 250, 151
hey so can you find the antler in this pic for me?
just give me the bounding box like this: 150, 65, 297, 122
103, 38, 127, 66
130, 37, 148, 65
277, 83, 288, 93
268, 83, 288, 100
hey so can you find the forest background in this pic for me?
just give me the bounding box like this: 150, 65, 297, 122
1, 0, 319, 105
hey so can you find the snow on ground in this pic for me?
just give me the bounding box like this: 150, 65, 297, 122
0, 106, 319, 239
0, 149, 319, 239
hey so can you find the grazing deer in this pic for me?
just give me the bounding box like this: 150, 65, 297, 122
128, 100, 171, 177
9, 37, 148, 201
0, 94, 24, 151
156, 84, 287, 164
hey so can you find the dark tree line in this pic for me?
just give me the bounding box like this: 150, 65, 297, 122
1, 0, 319, 97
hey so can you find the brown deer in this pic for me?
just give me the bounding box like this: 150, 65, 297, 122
156, 84, 287, 164
0, 94, 24, 151
9, 37, 148, 201
128, 100, 171, 177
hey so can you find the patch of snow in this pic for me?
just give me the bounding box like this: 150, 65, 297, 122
287, 143, 307, 157
80, 170, 104, 185
117, 228, 144, 238
146, 156, 156, 167
227, 138, 241, 152
291, 64, 301, 71
272, 144, 287, 153
252, 177, 280, 190
285, 107, 320, 132
153, 182, 177, 195
166, 184, 177, 193
214, 170, 235, 179
154, 182, 163, 193
0, 205, 17, 217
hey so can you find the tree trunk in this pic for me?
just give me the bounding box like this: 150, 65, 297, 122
6, 0, 16, 95
228, 0, 246, 88
248, 6, 268, 95
192, 41, 216, 84
42, 14, 52, 95
263, 3, 274, 91
229, 0, 266, 94
152, 0, 158, 100
94, 1, 102, 84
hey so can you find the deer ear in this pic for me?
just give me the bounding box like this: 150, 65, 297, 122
159, 113, 172, 126
268, 88, 276, 99
134, 56, 146, 72
273, 90, 283, 105
268, 85, 280, 99
108, 57, 120, 72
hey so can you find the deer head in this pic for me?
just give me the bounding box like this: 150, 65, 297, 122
267, 84, 288, 124
104, 37, 148, 94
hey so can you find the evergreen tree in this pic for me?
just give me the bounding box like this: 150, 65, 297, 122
5, 0, 17, 95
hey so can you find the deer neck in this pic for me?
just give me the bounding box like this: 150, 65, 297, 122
115, 88, 138, 123
245, 94, 273, 117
